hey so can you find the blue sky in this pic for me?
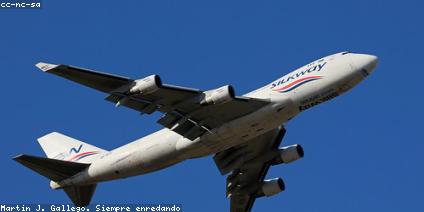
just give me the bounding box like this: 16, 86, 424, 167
1, 0, 423, 211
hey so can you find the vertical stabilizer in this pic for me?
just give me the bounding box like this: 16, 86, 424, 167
38, 132, 107, 163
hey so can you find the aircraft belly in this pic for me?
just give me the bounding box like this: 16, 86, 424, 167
194, 102, 294, 154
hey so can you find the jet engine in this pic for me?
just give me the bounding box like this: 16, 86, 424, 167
257, 178, 285, 197
201, 85, 235, 105
129, 75, 162, 94
272, 144, 304, 165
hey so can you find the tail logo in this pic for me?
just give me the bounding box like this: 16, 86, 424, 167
64, 144, 99, 162
69, 144, 83, 154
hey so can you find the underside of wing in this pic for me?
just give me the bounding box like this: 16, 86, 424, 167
36, 63, 132, 93
37, 63, 270, 140
213, 127, 304, 212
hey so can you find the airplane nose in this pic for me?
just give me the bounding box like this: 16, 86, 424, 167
365, 55, 379, 72
352, 54, 379, 74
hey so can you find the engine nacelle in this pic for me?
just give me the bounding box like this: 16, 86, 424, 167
201, 85, 235, 105
272, 144, 304, 165
257, 178, 285, 197
129, 75, 162, 94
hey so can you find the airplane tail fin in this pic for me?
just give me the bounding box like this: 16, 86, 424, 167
13, 154, 97, 206
13, 132, 107, 207
37, 132, 108, 163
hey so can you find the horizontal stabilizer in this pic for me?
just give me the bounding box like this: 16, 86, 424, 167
64, 184, 97, 207
13, 154, 89, 182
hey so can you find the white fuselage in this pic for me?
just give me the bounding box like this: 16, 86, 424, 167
55, 52, 378, 188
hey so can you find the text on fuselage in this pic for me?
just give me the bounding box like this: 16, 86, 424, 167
270, 62, 327, 89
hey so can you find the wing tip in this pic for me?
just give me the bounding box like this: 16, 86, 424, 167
35, 62, 58, 72
12, 154, 25, 162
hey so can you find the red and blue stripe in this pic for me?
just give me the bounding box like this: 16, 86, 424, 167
273, 76, 322, 93
67, 151, 98, 162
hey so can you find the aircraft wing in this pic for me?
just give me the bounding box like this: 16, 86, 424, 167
36, 63, 270, 140
213, 127, 286, 212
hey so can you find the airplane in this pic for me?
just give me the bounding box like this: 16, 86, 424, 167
14, 51, 378, 212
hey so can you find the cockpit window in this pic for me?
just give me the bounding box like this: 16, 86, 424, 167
342, 51, 350, 55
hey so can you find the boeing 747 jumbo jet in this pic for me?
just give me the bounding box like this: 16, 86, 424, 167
14, 52, 378, 212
